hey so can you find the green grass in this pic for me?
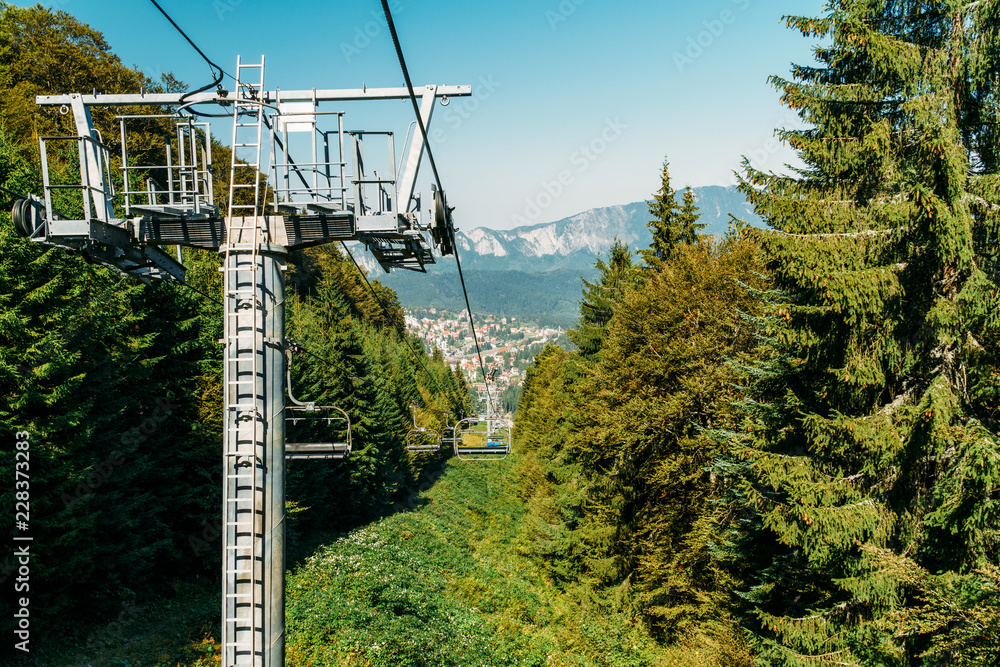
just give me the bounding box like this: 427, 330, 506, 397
285, 457, 668, 667
49, 454, 736, 666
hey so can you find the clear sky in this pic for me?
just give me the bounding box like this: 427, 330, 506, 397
21, 0, 826, 230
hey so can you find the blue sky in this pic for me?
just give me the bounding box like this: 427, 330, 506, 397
24, 0, 825, 230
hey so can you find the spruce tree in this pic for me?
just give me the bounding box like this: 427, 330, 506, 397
675, 187, 705, 245
1, 123, 215, 638
579, 238, 764, 643
568, 240, 638, 359
736, 2, 1000, 663
514, 345, 587, 583
642, 162, 706, 267
1, 3, 472, 645
642, 159, 681, 266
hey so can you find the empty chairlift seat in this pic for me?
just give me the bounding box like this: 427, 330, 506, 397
284, 344, 352, 460
454, 417, 511, 462
285, 404, 352, 460
405, 428, 442, 452
406, 404, 442, 453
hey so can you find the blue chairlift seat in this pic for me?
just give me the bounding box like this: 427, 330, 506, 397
454, 417, 511, 461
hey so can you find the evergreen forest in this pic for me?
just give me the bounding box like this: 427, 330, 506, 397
0, 4, 467, 662
2, 2, 1000, 666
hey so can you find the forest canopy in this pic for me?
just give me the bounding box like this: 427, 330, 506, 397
514, 2, 1000, 664
0, 2, 468, 652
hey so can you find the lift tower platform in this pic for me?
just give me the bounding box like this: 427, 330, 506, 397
19, 56, 469, 667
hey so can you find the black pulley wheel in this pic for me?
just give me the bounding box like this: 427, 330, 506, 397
432, 189, 447, 237
431, 188, 454, 256
11, 199, 23, 236
12, 199, 30, 237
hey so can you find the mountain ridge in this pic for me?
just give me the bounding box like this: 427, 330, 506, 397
374, 185, 763, 324
362, 185, 761, 275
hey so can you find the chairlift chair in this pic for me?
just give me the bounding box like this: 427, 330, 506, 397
441, 415, 461, 446
406, 403, 442, 453
284, 345, 352, 460
453, 416, 511, 462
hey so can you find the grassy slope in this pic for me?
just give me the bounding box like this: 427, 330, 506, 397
286, 457, 668, 667
52, 454, 723, 666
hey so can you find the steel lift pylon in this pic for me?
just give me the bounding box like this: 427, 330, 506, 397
220, 56, 276, 666
16, 56, 471, 667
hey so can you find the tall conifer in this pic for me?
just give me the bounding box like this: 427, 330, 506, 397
569, 240, 638, 359
737, 2, 1000, 662
676, 188, 705, 245
642, 159, 681, 266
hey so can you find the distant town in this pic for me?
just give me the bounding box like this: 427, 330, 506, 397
404, 308, 573, 411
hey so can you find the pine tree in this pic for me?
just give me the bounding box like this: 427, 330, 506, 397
568, 240, 638, 359
641, 159, 681, 266
675, 188, 705, 245
736, 2, 1000, 663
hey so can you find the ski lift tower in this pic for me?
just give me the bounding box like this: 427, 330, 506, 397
18, 56, 469, 667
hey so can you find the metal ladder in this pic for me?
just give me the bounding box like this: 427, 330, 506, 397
228, 55, 266, 222
222, 55, 266, 667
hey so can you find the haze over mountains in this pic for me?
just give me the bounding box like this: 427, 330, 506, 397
449, 185, 760, 273
375, 185, 763, 326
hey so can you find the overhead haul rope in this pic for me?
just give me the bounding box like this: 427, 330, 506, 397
147, 0, 477, 415
149, 0, 279, 123
332, 243, 457, 404
379, 0, 496, 416
148, 0, 227, 114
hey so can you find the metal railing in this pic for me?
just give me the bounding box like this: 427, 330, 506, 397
350, 130, 396, 217
118, 115, 214, 217
270, 109, 351, 213
39, 134, 115, 225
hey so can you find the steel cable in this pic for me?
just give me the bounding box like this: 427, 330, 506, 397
379, 0, 496, 416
